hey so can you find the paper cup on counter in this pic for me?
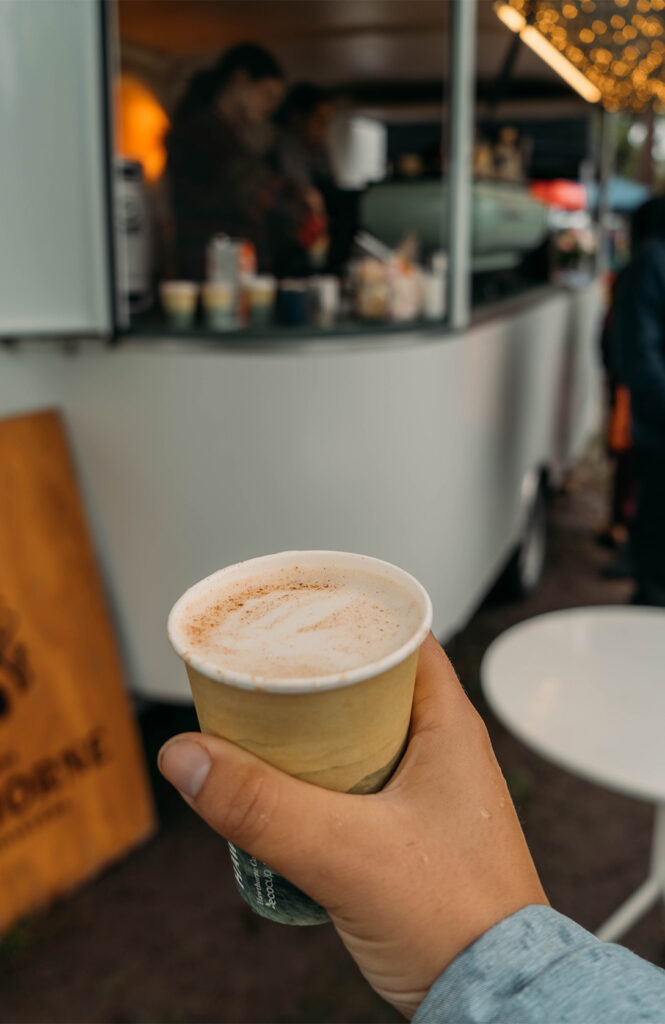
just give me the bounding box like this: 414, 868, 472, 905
202, 280, 236, 331
308, 276, 340, 328
159, 281, 198, 329
167, 549, 433, 926
422, 271, 447, 321
276, 280, 308, 326
246, 275, 277, 328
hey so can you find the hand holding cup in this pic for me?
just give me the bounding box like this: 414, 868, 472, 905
160, 632, 548, 1018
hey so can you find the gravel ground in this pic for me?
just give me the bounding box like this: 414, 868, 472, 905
1, 450, 662, 1024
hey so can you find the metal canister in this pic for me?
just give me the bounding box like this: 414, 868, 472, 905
115, 158, 152, 314
206, 236, 257, 321
206, 234, 237, 285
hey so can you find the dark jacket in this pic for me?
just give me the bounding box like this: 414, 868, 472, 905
166, 109, 277, 278
612, 238, 665, 453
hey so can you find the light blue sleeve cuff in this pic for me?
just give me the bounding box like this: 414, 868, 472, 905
413, 904, 665, 1024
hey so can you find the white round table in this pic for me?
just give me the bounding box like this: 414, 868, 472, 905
481, 606, 665, 943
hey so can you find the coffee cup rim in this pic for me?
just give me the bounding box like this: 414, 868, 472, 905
167, 550, 433, 693
160, 280, 199, 294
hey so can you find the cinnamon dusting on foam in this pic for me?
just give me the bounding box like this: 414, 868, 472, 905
175, 565, 420, 681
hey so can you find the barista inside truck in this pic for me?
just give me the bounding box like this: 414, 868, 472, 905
166, 43, 286, 278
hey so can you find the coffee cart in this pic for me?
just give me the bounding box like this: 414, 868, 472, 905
0, 0, 603, 699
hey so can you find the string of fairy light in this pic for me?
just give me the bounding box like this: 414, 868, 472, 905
496, 0, 665, 111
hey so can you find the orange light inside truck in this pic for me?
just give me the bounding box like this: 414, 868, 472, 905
116, 74, 169, 183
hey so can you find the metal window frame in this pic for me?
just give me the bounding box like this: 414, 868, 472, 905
447, 0, 477, 331
105, 0, 480, 342
596, 109, 615, 275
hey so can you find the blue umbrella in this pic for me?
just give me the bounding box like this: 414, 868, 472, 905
584, 175, 652, 213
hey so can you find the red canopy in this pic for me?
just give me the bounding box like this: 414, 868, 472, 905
530, 180, 587, 212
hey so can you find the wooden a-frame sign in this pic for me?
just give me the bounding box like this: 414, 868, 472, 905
0, 410, 156, 934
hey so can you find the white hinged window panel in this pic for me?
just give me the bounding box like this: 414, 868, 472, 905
0, 0, 111, 337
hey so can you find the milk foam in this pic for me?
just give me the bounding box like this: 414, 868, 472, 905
172, 564, 423, 680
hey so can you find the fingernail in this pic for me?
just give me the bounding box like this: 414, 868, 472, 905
158, 740, 211, 798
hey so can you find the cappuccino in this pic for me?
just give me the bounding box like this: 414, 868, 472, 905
170, 563, 422, 682
167, 550, 432, 925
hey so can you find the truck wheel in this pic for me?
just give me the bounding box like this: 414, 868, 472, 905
503, 477, 548, 599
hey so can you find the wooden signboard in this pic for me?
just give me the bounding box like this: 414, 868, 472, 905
0, 410, 156, 934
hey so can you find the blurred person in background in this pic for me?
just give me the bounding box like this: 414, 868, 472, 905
597, 203, 665, 571
272, 83, 336, 204
268, 83, 338, 276
271, 82, 361, 276
166, 43, 285, 278
597, 272, 635, 576
612, 196, 665, 606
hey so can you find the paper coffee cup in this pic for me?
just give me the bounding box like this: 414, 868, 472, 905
167, 550, 432, 926
160, 280, 198, 328
276, 281, 308, 326
246, 275, 276, 328
202, 280, 235, 331
308, 276, 340, 328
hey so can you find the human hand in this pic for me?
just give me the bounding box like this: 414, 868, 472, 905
304, 186, 325, 214
158, 635, 548, 1019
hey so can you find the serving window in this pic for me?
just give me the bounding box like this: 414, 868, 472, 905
114, 0, 451, 337
113, 0, 608, 341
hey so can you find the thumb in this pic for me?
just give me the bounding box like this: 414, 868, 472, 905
158, 733, 369, 903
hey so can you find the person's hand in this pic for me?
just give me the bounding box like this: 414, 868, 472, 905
303, 186, 326, 214
158, 635, 548, 1019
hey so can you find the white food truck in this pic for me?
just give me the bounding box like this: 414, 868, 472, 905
0, 0, 603, 700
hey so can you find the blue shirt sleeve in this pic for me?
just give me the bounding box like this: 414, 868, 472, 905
413, 905, 665, 1024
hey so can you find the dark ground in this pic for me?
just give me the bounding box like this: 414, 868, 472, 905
1, 451, 663, 1024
